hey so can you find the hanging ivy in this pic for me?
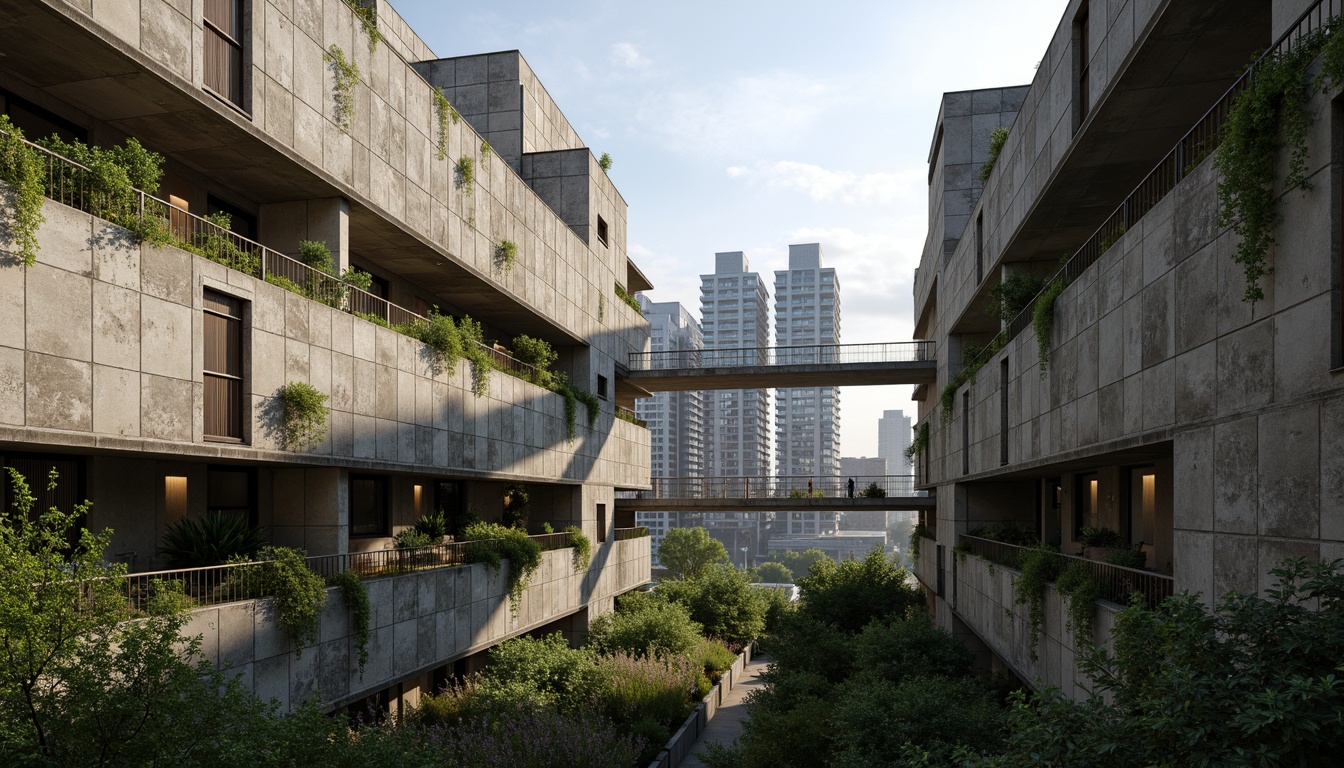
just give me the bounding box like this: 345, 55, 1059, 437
1054, 561, 1102, 651
980, 126, 1009, 182
1011, 544, 1062, 662
903, 421, 929, 461
325, 45, 360, 135
495, 240, 518, 273
332, 569, 370, 674
0, 116, 46, 267
279, 382, 329, 450
341, 0, 382, 52
434, 90, 459, 161
1214, 24, 1344, 303
457, 156, 475, 195
1032, 277, 1066, 377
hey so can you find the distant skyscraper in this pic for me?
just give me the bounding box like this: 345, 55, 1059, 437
773, 244, 841, 479
878, 410, 913, 470
701, 252, 771, 478
636, 297, 705, 480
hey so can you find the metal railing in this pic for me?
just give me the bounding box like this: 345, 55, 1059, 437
962, 0, 1342, 376
10, 129, 545, 385
121, 530, 577, 613
619, 475, 920, 500
613, 526, 650, 541
628, 341, 935, 371
958, 534, 1173, 609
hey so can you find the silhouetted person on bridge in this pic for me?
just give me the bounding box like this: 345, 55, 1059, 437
848, 477, 855, 498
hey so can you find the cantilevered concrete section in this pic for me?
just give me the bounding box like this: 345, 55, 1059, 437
625, 342, 936, 391
615, 475, 935, 513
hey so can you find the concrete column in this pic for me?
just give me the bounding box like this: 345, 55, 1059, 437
258, 198, 350, 273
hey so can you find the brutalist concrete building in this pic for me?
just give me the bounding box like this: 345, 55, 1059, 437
908, 0, 1342, 696
0, 0, 650, 715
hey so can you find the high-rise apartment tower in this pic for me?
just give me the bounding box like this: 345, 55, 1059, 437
773, 244, 841, 479
700, 252, 772, 478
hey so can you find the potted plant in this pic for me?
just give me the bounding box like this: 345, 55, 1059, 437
1078, 526, 1131, 563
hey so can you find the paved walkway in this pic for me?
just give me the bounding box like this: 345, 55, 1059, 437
679, 655, 771, 768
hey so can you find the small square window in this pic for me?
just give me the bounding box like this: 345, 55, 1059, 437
597, 374, 609, 400
597, 215, 609, 247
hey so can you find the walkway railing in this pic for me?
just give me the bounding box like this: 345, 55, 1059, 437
613, 526, 650, 541
619, 475, 920, 500
629, 341, 934, 371
121, 530, 576, 613
10, 129, 540, 383
963, 0, 1342, 376
958, 534, 1173, 609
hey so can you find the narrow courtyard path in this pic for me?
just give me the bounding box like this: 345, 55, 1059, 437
678, 654, 771, 768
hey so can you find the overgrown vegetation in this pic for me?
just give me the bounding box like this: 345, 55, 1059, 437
510, 334, 557, 388
1053, 561, 1101, 648
433, 90, 459, 161
1031, 275, 1066, 376
1214, 24, 1344, 304
1011, 544, 1061, 661
413, 509, 451, 541
0, 115, 46, 266
324, 45, 360, 134
257, 546, 328, 657
566, 524, 592, 572
278, 382, 329, 450
480, 140, 491, 159
457, 155, 475, 195
658, 564, 769, 647
34, 133, 168, 248
400, 308, 466, 375
332, 569, 371, 673
987, 271, 1046, 324
495, 239, 518, 273
461, 521, 543, 617
340, 0, 381, 52
657, 526, 729, 580
904, 421, 929, 462
599, 152, 613, 172
980, 126, 1009, 182
614, 282, 642, 313
158, 512, 267, 568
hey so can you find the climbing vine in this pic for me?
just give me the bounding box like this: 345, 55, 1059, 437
457, 315, 494, 396
332, 569, 370, 673
258, 547, 328, 657
980, 126, 1009, 182
495, 240, 518, 273
341, 0, 382, 52
1011, 544, 1061, 662
0, 116, 45, 267
325, 45, 360, 134
434, 90, 459, 161
903, 421, 929, 461
457, 156, 475, 195
1032, 277, 1066, 377
1054, 561, 1101, 650
1214, 24, 1344, 303
565, 524, 592, 572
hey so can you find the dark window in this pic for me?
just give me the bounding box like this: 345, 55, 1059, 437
597, 215, 609, 247
1076, 4, 1090, 129
207, 467, 256, 526
999, 359, 1009, 466
975, 212, 984, 284
597, 503, 607, 543
350, 475, 389, 537
206, 195, 257, 240
204, 0, 246, 111
596, 374, 608, 400
2, 455, 83, 523
1, 90, 86, 144
961, 391, 970, 476
366, 272, 391, 301
434, 480, 464, 533
203, 290, 245, 441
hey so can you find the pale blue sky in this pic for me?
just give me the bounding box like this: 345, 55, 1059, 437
394, 0, 1069, 459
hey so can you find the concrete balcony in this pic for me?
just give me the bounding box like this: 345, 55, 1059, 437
180, 534, 651, 713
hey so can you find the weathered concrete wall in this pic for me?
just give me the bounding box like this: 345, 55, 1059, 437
182, 535, 651, 713
927, 74, 1344, 597
952, 552, 1120, 696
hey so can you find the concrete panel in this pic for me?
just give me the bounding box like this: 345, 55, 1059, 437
1173, 427, 1213, 532
93, 364, 140, 436
1322, 394, 1344, 542
140, 295, 193, 380
92, 281, 140, 370
1257, 402, 1319, 540
0, 347, 23, 425
26, 352, 92, 431
1216, 319, 1274, 417
140, 373, 193, 441
27, 264, 91, 361
1214, 416, 1258, 535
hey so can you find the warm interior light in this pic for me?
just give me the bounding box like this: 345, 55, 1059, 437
1089, 479, 1098, 519
164, 476, 188, 523
413, 484, 423, 516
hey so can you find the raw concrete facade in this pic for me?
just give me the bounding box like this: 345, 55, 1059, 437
0, 0, 651, 714
909, 0, 1339, 694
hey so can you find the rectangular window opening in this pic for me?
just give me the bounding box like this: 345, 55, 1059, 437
204, 0, 247, 112
1075, 4, 1091, 130
350, 475, 389, 538
203, 289, 245, 442
597, 374, 609, 400
961, 391, 970, 476
597, 503, 607, 543
999, 359, 1009, 466
597, 215, 609, 247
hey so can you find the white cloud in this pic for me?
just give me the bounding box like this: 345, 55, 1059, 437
636, 72, 844, 156
611, 42, 651, 70
727, 161, 922, 206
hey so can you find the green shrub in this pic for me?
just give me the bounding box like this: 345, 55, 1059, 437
267, 274, 310, 298
980, 126, 1009, 182
413, 509, 450, 541
495, 240, 517, 273
658, 565, 768, 647
967, 521, 1036, 547
257, 546, 327, 656
298, 239, 334, 273
1054, 561, 1101, 647
460, 521, 542, 617
457, 315, 493, 396
192, 212, 261, 275
831, 674, 1005, 767
1106, 546, 1147, 570
695, 638, 738, 681
754, 561, 793, 583
614, 282, 642, 313
587, 591, 703, 659
1079, 526, 1127, 549
393, 529, 434, 549
0, 116, 46, 267
483, 633, 605, 712
278, 382, 328, 450
158, 512, 267, 568
565, 524, 591, 572
598, 152, 613, 172
858, 482, 886, 498
598, 651, 700, 749
796, 549, 921, 634
510, 334, 557, 388
988, 271, 1046, 324
457, 155, 475, 194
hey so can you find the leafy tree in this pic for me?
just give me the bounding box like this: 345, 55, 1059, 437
587, 592, 703, 659
658, 564, 768, 646
753, 561, 794, 583
657, 526, 728, 580
796, 549, 921, 634
774, 548, 829, 579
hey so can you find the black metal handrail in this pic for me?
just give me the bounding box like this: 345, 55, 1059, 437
9, 128, 542, 386
958, 534, 1173, 609
121, 530, 578, 612
617, 475, 921, 500
961, 0, 1343, 378
629, 341, 934, 371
